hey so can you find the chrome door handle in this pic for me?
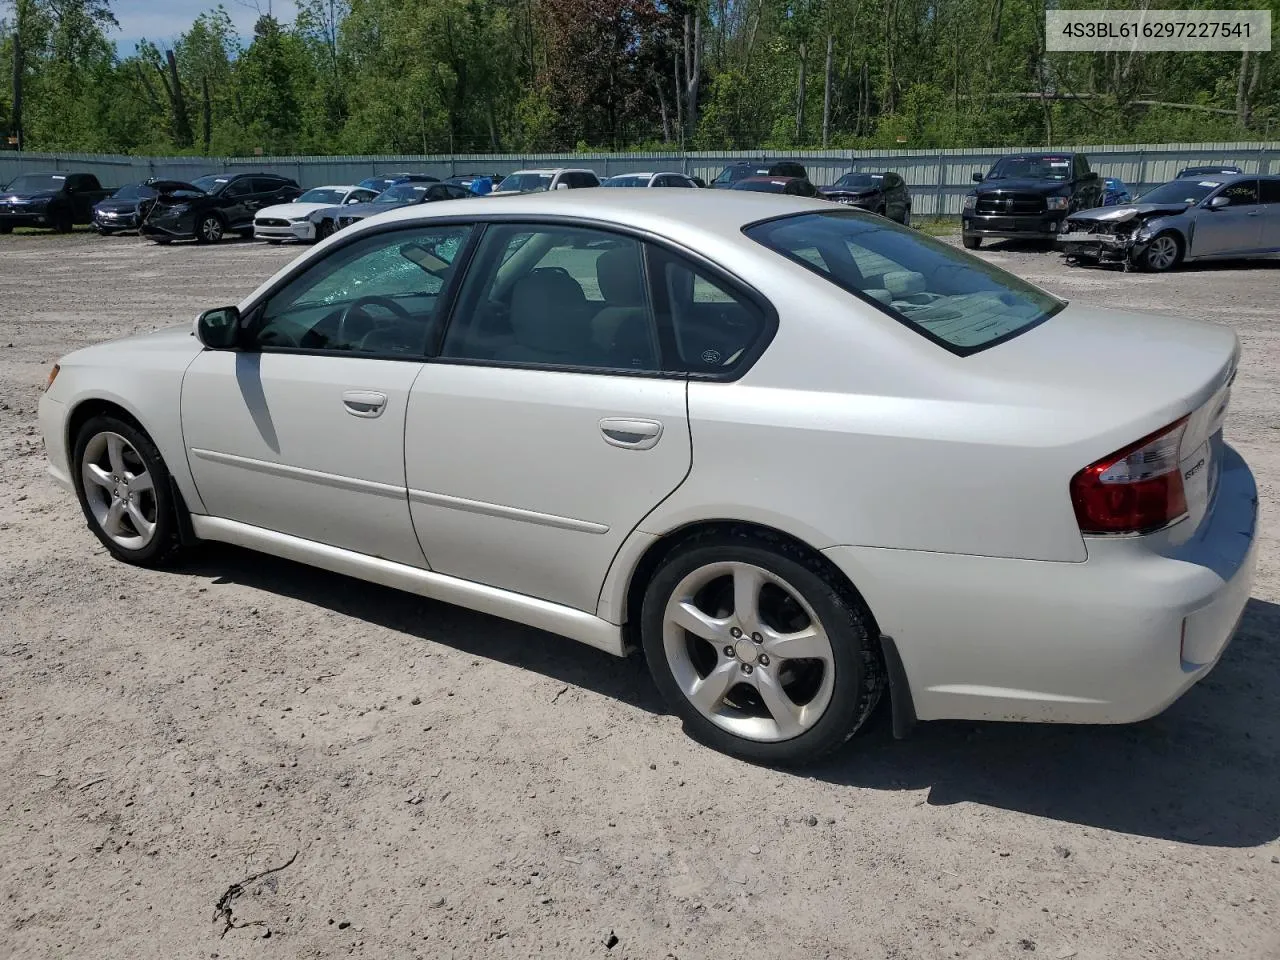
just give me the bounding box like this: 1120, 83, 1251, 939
600, 417, 663, 450
342, 390, 387, 418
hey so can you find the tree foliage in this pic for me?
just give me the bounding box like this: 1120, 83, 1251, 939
0, 0, 1275, 156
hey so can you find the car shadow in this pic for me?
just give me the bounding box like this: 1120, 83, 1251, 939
814, 596, 1280, 847
176, 543, 665, 715
974, 238, 1057, 253
174, 545, 1279, 846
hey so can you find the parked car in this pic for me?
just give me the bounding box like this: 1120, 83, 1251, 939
254, 185, 381, 243
962, 153, 1104, 249
1101, 177, 1132, 206
731, 176, 818, 198
315, 181, 471, 236
444, 174, 501, 195
92, 182, 158, 234
39, 190, 1256, 765
0, 171, 113, 233
602, 172, 699, 188
1057, 174, 1280, 272
141, 173, 302, 244
819, 172, 911, 224
488, 169, 600, 195
357, 173, 439, 193
710, 160, 808, 188
1176, 165, 1243, 179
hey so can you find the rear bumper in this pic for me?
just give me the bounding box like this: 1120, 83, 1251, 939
963, 213, 1061, 240
824, 443, 1258, 725
254, 221, 315, 241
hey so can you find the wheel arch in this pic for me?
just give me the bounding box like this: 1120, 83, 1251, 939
64, 395, 204, 526
609, 518, 915, 737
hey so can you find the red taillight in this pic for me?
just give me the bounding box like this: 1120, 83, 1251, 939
1070, 417, 1189, 535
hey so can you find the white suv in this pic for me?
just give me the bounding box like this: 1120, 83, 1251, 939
490, 168, 600, 195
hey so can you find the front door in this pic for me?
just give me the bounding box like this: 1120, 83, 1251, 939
1192, 179, 1264, 257
182, 221, 474, 567
1259, 178, 1280, 250
404, 222, 691, 613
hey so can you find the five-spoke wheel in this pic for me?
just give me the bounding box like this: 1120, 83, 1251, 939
642, 534, 884, 764
73, 415, 183, 566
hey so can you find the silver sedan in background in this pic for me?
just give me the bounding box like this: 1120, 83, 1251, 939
1058, 174, 1280, 272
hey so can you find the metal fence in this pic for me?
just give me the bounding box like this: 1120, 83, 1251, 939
2, 142, 1277, 217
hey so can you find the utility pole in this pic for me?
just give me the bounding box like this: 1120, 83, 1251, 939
11, 16, 23, 150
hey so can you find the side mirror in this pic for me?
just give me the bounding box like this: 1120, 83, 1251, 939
346, 197, 361, 204
971, 172, 984, 183
555, 182, 570, 190
195, 306, 240, 349
1208, 195, 1230, 209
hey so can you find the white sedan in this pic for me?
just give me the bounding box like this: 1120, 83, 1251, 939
602, 171, 700, 188
39, 191, 1257, 765
253, 185, 380, 243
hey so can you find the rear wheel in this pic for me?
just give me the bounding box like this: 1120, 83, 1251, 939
195, 213, 223, 244
641, 533, 884, 765
962, 234, 981, 249
0, 222, 12, 235
72, 415, 184, 567
53, 211, 74, 233
1140, 231, 1182, 272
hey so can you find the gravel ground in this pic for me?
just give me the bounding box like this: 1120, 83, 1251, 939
2, 231, 1278, 960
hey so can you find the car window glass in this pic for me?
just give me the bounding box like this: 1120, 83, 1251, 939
747, 211, 1062, 354
252, 225, 472, 356
441, 224, 659, 371
1260, 179, 1280, 204
648, 248, 768, 375
672, 177, 693, 188
1220, 180, 1259, 206
223, 179, 251, 198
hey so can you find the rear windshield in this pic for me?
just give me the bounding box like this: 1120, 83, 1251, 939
834, 173, 884, 188
745, 211, 1062, 355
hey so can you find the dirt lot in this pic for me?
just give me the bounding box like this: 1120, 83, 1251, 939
2, 230, 1278, 960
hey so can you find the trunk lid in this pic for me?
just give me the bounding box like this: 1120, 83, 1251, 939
967, 303, 1238, 539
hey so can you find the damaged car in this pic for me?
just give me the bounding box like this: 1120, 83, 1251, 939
1057, 174, 1280, 272
140, 173, 301, 244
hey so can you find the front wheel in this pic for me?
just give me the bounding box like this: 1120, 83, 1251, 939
1140, 231, 1182, 272
53, 211, 74, 234
962, 234, 981, 249
72, 415, 184, 567
640, 534, 885, 765
0, 222, 12, 235
195, 214, 223, 244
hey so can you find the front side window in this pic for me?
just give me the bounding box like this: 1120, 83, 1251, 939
746, 211, 1062, 354
442, 224, 658, 372
112, 183, 155, 200
500, 173, 553, 193
251, 225, 472, 356
1218, 179, 1259, 206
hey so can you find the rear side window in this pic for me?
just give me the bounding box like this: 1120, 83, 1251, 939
1261, 179, 1280, 204
1220, 180, 1259, 205
745, 211, 1062, 355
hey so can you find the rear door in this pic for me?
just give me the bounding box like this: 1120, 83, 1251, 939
404, 221, 690, 613
1259, 178, 1280, 250
1193, 180, 1264, 257
218, 178, 254, 228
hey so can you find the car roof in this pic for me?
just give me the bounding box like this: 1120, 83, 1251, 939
609, 172, 656, 178
737, 176, 802, 184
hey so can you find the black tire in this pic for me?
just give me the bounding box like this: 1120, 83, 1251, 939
315, 220, 333, 241
97, 228, 116, 237
961, 234, 982, 249
53, 211, 74, 234
71, 414, 185, 568
195, 213, 223, 244
266, 238, 283, 245
0, 222, 13, 235
640, 531, 885, 766
1139, 231, 1183, 272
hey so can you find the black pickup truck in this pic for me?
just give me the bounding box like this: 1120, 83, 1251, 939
961, 153, 1104, 249
0, 172, 114, 233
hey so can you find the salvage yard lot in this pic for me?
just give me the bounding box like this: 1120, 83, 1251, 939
2, 231, 1278, 960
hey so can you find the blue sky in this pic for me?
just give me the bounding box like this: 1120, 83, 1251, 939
112, 0, 299, 50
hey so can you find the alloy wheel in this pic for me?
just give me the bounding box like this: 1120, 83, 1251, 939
661, 561, 836, 742
80, 431, 158, 550
200, 216, 223, 243
1146, 235, 1178, 270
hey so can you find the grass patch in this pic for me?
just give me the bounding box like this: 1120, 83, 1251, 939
912, 216, 959, 238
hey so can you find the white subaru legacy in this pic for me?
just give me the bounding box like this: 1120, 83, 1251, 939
39, 190, 1257, 765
